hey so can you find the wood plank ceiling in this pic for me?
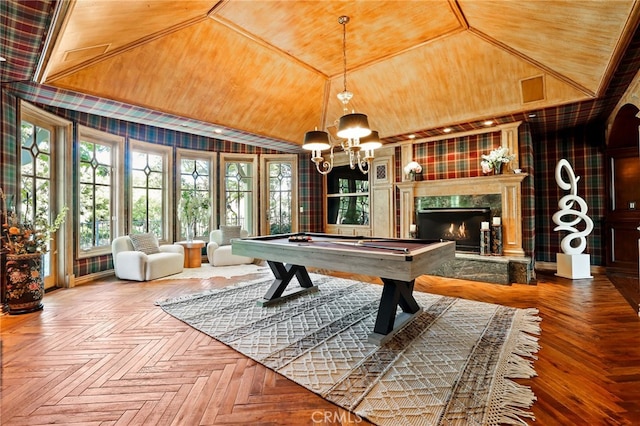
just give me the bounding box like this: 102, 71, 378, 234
40, 0, 640, 147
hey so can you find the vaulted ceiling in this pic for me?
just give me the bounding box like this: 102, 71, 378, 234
9, 1, 640, 149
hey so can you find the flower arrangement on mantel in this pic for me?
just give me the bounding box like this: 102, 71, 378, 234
403, 161, 423, 180
0, 187, 68, 256
481, 146, 516, 175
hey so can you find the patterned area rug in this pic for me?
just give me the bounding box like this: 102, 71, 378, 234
154, 263, 270, 280
156, 274, 541, 425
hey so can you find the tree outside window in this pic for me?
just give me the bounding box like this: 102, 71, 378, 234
78, 140, 113, 251
131, 150, 164, 237
225, 161, 254, 234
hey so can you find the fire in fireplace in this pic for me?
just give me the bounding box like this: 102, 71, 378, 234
416, 207, 492, 252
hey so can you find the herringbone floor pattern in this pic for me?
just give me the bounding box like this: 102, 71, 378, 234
1, 268, 639, 425
1, 272, 365, 426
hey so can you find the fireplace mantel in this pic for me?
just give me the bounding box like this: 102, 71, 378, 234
397, 173, 528, 256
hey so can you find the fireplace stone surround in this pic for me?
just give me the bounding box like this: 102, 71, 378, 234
397, 173, 533, 284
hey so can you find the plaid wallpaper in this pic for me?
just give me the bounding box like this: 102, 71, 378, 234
519, 124, 536, 260
533, 124, 605, 265
390, 128, 544, 259
412, 132, 500, 180
1, 90, 18, 196
298, 159, 324, 233
0, 0, 55, 84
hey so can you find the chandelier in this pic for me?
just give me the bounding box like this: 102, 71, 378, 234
302, 16, 382, 175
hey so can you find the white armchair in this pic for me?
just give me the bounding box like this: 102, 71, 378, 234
112, 235, 184, 281
207, 229, 254, 266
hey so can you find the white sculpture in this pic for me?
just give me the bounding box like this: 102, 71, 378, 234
552, 159, 594, 278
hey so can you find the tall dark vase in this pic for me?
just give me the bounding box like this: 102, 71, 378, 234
4, 253, 45, 314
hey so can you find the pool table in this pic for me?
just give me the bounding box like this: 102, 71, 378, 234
232, 233, 455, 344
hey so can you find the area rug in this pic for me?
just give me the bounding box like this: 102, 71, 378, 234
156, 274, 541, 425
154, 263, 270, 280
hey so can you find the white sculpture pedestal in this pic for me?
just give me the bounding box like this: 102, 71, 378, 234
556, 253, 593, 279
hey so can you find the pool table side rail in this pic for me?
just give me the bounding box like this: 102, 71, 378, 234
232, 236, 455, 282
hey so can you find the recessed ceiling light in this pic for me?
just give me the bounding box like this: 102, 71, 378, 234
0, 56, 6, 62
214, 129, 223, 134
528, 113, 537, 118
443, 127, 452, 133
483, 120, 494, 126
408, 134, 416, 139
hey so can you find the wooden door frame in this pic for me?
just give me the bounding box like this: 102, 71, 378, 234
259, 154, 298, 236
19, 101, 73, 289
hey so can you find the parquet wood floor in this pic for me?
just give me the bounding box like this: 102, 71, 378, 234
1, 268, 639, 425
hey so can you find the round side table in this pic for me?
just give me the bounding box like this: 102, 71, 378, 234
174, 240, 206, 268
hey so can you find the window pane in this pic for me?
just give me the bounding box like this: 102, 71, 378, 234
147, 171, 163, 188
131, 170, 147, 187
179, 156, 212, 240
95, 165, 111, 185
268, 162, 292, 234
131, 148, 167, 238
224, 160, 253, 233
78, 138, 114, 251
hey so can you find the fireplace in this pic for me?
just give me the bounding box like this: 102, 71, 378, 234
416, 207, 491, 253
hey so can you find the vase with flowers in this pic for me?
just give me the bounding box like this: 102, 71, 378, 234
480, 146, 516, 175
404, 161, 423, 181
1, 188, 68, 314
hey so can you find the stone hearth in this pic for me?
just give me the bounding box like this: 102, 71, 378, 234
430, 252, 533, 285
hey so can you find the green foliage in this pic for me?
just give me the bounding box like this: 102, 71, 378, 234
179, 190, 211, 239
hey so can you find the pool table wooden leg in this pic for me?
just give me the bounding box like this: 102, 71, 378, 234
370, 278, 422, 345
258, 261, 318, 307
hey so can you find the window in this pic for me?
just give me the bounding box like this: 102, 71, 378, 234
327, 165, 370, 225
176, 149, 216, 241
20, 101, 72, 289
260, 154, 298, 235
20, 120, 52, 223
220, 154, 258, 235
130, 140, 173, 242
78, 126, 124, 257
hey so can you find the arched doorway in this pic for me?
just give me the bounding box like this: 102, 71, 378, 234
605, 103, 640, 313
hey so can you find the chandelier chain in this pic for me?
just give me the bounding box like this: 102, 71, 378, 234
342, 16, 347, 93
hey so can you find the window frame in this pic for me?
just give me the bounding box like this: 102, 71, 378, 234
77, 126, 125, 258
220, 153, 258, 235
129, 139, 173, 244
20, 101, 73, 288
175, 148, 217, 241
259, 154, 298, 235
